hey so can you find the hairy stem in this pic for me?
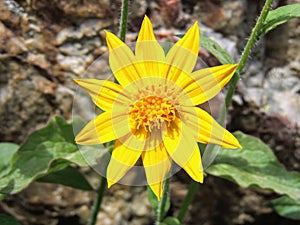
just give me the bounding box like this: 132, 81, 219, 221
119, 0, 129, 42
225, 0, 274, 109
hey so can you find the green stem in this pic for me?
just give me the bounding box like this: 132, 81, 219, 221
119, 0, 129, 42
88, 177, 107, 225
177, 181, 199, 222
224, 0, 274, 110
156, 177, 170, 224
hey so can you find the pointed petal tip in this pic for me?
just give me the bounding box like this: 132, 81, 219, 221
74, 137, 79, 144
74, 127, 103, 145
153, 187, 162, 201
107, 180, 114, 188
226, 135, 242, 149
74, 134, 88, 145
104, 30, 116, 39
105, 30, 125, 51
236, 142, 242, 149
148, 182, 163, 201
73, 79, 80, 84
192, 170, 204, 183
230, 63, 238, 70
137, 14, 156, 42
228, 131, 242, 149
104, 30, 114, 40
199, 173, 204, 183
157, 195, 162, 201
191, 20, 199, 30
74, 134, 82, 144
141, 14, 152, 28
104, 30, 113, 40
143, 14, 150, 21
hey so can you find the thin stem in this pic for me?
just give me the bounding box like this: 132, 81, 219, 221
224, 0, 274, 110
88, 144, 114, 225
156, 177, 170, 224
177, 180, 199, 222
88, 177, 107, 225
119, 0, 129, 42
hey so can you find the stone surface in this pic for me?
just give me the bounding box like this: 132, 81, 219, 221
192, 0, 246, 35
1, 0, 300, 225
0, 0, 115, 143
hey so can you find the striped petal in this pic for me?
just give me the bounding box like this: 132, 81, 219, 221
107, 139, 142, 187
181, 106, 242, 148
163, 122, 203, 182
74, 79, 130, 111
135, 16, 166, 77
165, 22, 199, 76
75, 111, 130, 145
142, 143, 172, 200
136, 16, 165, 61
182, 64, 238, 105
105, 31, 141, 87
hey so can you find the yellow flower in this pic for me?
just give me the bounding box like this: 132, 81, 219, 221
74, 16, 241, 200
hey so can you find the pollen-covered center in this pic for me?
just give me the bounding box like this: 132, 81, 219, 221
129, 96, 176, 134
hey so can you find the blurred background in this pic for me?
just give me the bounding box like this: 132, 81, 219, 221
0, 0, 299, 224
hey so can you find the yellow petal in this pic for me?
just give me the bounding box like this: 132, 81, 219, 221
75, 111, 130, 145
148, 182, 164, 201
182, 64, 238, 105
135, 16, 166, 77
105, 31, 141, 86
163, 122, 203, 182
74, 79, 130, 111
107, 140, 142, 187
142, 143, 172, 200
182, 143, 204, 183
136, 15, 157, 42
181, 106, 242, 148
166, 22, 199, 75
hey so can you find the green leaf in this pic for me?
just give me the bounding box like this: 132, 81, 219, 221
200, 36, 235, 64
0, 143, 19, 175
0, 143, 19, 200
269, 196, 300, 220
37, 166, 94, 191
0, 116, 105, 196
0, 214, 21, 225
259, 4, 300, 37
147, 186, 170, 216
207, 132, 300, 200
163, 217, 182, 225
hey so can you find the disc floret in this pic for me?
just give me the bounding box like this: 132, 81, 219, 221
130, 96, 176, 133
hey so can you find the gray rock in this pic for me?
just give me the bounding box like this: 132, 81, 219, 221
193, 0, 247, 35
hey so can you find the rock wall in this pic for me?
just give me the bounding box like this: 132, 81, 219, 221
0, 0, 300, 225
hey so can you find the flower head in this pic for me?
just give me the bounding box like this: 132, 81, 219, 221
74, 16, 241, 200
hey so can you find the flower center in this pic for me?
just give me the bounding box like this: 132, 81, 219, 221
129, 96, 176, 134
